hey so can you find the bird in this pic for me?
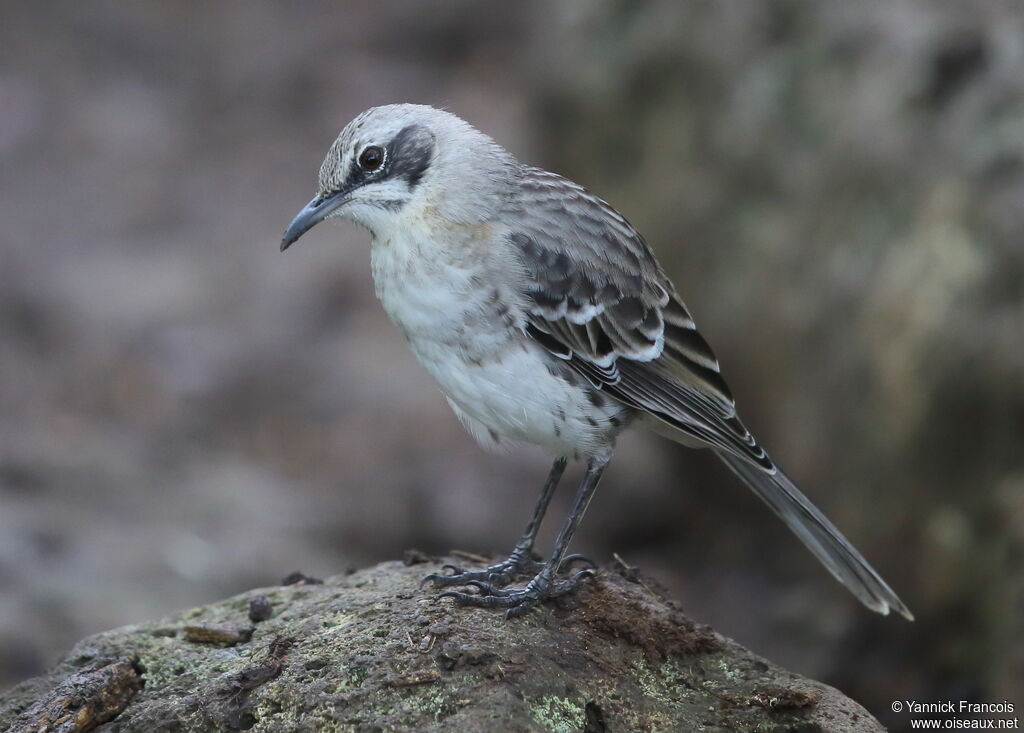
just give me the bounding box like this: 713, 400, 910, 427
280, 103, 913, 621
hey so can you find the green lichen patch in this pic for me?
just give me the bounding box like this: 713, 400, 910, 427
527, 695, 586, 732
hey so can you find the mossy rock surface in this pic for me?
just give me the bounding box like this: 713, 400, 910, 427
0, 558, 882, 732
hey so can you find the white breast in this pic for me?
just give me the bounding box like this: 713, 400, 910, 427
370, 226, 509, 358
370, 228, 622, 458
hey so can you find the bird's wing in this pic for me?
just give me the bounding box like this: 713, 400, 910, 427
506, 167, 770, 469
505, 168, 914, 619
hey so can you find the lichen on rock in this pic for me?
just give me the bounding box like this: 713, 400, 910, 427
0, 558, 883, 732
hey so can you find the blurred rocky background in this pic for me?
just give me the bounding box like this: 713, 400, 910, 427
1, 1, 1021, 729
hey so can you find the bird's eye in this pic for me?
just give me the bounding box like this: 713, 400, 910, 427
358, 146, 385, 172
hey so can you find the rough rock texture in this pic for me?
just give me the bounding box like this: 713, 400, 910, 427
0, 557, 882, 732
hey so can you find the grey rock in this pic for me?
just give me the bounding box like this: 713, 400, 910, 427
0, 559, 882, 732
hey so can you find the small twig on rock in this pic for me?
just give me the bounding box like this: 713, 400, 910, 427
449, 549, 492, 565
612, 552, 656, 596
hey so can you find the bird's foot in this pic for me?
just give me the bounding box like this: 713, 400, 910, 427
437, 566, 596, 618
420, 547, 540, 589
421, 550, 593, 590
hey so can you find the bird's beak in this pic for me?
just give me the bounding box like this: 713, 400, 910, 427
280, 190, 349, 252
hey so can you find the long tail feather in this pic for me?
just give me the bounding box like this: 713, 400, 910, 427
716, 450, 913, 620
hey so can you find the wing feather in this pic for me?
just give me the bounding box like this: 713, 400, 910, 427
507, 166, 750, 460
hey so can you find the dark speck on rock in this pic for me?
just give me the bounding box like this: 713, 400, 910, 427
281, 571, 323, 586
402, 548, 431, 566
248, 595, 272, 623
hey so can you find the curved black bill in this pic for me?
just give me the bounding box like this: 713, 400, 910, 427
280, 191, 348, 252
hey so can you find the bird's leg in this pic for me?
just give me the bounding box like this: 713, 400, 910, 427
439, 454, 608, 617
422, 457, 586, 589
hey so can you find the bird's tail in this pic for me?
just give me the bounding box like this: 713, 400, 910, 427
716, 450, 913, 620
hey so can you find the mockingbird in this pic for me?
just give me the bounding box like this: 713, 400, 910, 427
281, 104, 912, 621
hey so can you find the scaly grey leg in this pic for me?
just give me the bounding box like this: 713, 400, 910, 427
422, 457, 588, 589
439, 454, 608, 617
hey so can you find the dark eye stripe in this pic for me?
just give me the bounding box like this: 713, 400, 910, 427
386, 125, 435, 188
335, 126, 434, 198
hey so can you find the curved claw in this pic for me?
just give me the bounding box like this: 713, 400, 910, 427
439, 589, 511, 609
561, 553, 597, 570
438, 589, 478, 603
552, 568, 596, 592
420, 562, 494, 589
420, 572, 456, 589
463, 579, 513, 597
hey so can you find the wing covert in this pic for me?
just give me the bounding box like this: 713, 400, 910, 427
507, 166, 771, 468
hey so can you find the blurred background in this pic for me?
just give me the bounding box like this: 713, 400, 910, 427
1, 1, 1022, 728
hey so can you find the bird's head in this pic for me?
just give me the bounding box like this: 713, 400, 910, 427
281, 104, 514, 251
